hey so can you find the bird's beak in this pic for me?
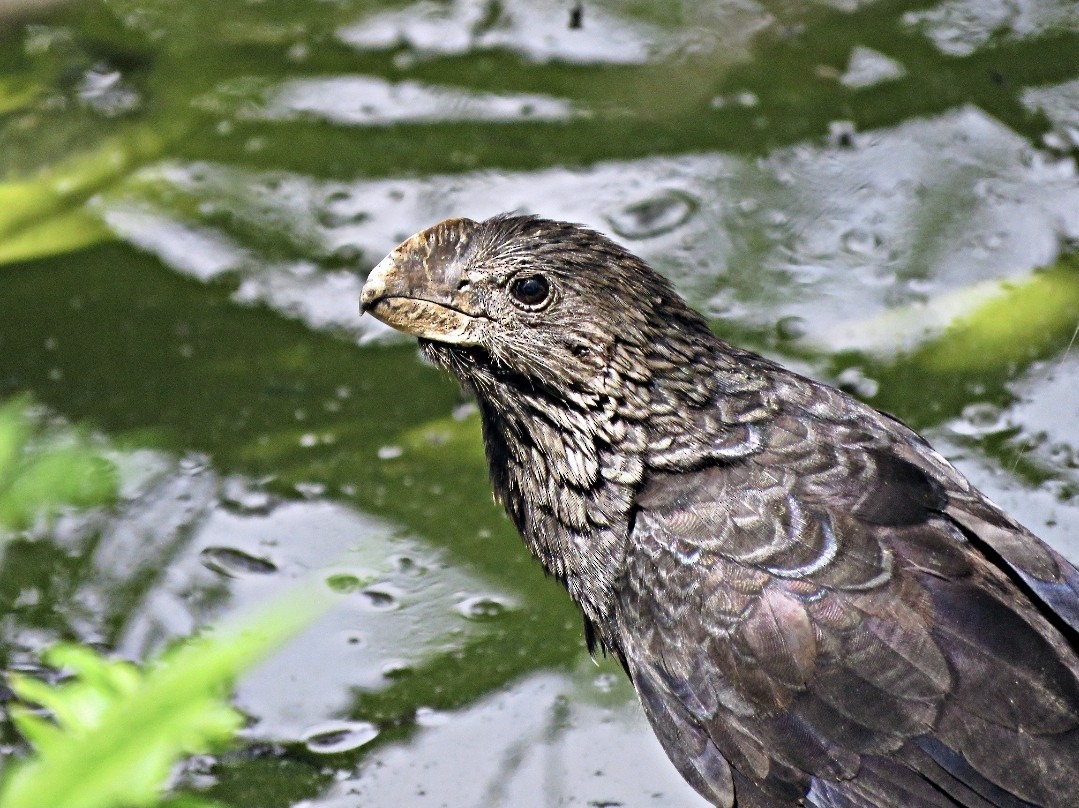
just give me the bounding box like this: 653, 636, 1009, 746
360, 218, 485, 345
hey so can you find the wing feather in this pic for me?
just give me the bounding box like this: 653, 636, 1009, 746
617, 399, 1079, 807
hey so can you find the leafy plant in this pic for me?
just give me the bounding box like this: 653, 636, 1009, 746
0, 592, 327, 808
0, 397, 119, 532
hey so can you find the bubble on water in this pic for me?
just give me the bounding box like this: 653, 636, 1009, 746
828, 120, 857, 149
78, 64, 142, 117
294, 481, 326, 499
593, 673, 618, 693
220, 477, 277, 516
200, 546, 278, 578
835, 367, 879, 399
361, 587, 401, 610
607, 191, 698, 240
949, 402, 1012, 437
392, 554, 426, 575
1047, 444, 1077, 469
326, 573, 364, 593
381, 660, 413, 679
316, 196, 369, 229
455, 595, 512, 621
302, 720, 379, 754
415, 707, 449, 728
340, 630, 366, 647
840, 228, 882, 256
775, 316, 807, 341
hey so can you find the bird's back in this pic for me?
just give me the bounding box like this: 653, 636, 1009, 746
615, 360, 1079, 808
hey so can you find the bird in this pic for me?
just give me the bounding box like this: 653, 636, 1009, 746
359, 213, 1079, 808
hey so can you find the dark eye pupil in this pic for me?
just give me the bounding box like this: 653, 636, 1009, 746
511, 275, 550, 306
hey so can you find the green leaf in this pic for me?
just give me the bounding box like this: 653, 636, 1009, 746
0, 398, 120, 531
0, 448, 119, 529
0, 398, 32, 494
0, 590, 328, 808
0, 78, 37, 116
912, 255, 1079, 375
0, 127, 169, 266
820, 251, 1079, 376
0, 209, 112, 265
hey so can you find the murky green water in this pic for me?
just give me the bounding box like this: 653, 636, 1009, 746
1, 1, 1078, 805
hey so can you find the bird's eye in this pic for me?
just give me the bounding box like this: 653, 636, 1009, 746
509, 274, 551, 308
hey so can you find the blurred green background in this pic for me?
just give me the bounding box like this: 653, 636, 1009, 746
1, 1, 1078, 805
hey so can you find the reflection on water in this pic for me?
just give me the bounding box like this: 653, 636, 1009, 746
324, 670, 708, 808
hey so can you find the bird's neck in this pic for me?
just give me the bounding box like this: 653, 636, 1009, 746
477, 388, 641, 633
475, 331, 773, 635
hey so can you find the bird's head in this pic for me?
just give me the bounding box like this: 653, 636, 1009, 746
359, 214, 712, 406
360, 214, 758, 625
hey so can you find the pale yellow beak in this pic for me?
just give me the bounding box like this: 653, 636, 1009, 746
359, 218, 486, 345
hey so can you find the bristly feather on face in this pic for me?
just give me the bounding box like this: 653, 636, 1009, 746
361, 213, 1079, 808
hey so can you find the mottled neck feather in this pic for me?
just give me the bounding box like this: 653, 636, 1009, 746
424, 322, 774, 633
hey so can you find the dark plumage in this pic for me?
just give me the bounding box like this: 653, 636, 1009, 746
359, 214, 1079, 808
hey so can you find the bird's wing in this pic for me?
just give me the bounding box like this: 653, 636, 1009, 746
616, 404, 1079, 808
884, 418, 1079, 636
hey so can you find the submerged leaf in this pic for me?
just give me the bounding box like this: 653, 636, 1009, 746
913, 255, 1079, 374
820, 252, 1079, 370
0, 127, 169, 266
0, 209, 111, 265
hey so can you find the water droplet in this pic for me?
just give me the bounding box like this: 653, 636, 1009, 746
593, 673, 618, 693
78, 64, 142, 118
415, 707, 449, 728
607, 191, 698, 240
362, 587, 400, 610
391, 554, 426, 575
287, 42, 310, 63
302, 720, 379, 754
455, 595, 511, 621
835, 367, 879, 399
326, 573, 363, 593
340, 630, 366, 647
200, 547, 277, 578
220, 477, 276, 516
736, 197, 759, 214
827, 120, 857, 148
949, 403, 1011, 437
775, 316, 807, 341
840, 228, 881, 256
382, 660, 413, 679
294, 481, 326, 499
452, 402, 477, 421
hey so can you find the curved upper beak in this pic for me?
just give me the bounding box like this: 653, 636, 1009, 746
359, 218, 485, 345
